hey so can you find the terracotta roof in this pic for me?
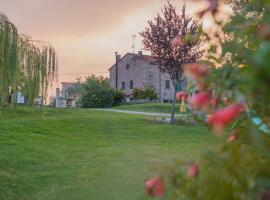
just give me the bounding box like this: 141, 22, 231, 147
108, 53, 157, 71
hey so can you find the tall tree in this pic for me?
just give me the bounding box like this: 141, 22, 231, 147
140, 2, 203, 123
0, 13, 20, 106
0, 13, 58, 108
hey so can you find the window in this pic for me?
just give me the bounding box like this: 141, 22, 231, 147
165, 80, 170, 89
126, 64, 130, 70
121, 81, 125, 90
130, 80, 134, 89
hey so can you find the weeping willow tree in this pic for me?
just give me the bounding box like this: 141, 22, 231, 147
0, 13, 20, 106
0, 13, 58, 108
19, 35, 58, 107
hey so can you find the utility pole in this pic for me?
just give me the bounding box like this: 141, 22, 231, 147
115, 52, 118, 89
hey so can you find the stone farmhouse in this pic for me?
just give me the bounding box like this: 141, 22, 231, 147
109, 51, 185, 103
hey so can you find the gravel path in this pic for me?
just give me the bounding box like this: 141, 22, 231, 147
92, 108, 185, 117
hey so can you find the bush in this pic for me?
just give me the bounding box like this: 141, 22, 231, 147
133, 86, 157, 100
81, 76, 115, 108
145, 0, 270, 199
113, 89, 125, 106
81, 76, 125, 108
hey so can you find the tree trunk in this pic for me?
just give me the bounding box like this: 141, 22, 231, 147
170, 83, 177, 124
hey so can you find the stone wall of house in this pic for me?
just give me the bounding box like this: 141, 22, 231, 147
109, 53, 175, 102
160, 73, 174, 103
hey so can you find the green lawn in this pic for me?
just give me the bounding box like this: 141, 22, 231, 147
0, 107, 217, 200
112, 103, 184, 114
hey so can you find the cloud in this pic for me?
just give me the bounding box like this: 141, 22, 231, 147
0, 0, 208, 82
0, 0, 156, 39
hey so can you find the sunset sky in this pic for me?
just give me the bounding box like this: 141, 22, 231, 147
0, 0, 208, 85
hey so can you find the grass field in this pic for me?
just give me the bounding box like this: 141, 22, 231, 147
0, 107, 218, 200
112, 103, 183, 114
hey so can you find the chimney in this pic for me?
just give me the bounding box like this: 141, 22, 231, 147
115, 52, 119, 89
117, 54, 121, 61
138, 51, 143, 57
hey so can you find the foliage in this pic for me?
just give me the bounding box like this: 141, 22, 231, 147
133, 86, 158, 100
0, 13, 57, 107
65, 80, 83, 98
0, 13, 19, 106
140, 3, 203, 82
113, 89, 125, 106
81, 75, 124, 108
140, 2, 203, 122
146, 0, 270, 199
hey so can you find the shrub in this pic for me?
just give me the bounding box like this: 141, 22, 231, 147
144, 86, 158, 100
133, 86, 158, 100
113, 89, 125, 106
133, 88, 144, 100
81, 76, 125, 108
146, 0, 270, 199
81, 76, 115, 108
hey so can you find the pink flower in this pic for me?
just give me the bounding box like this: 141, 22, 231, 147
227, 130, 238, 142
176, 91, 188, 101
187, 164, 199, 177
197, 0, 219, 18
190, 92, 212, 111
171, 36, 184, 47
208, 104, 245, 134
145, 176, 165, 197
184, 63, 210, 80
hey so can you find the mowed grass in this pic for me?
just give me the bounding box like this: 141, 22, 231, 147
112, 103, 183, 114
0, 107, 217, 200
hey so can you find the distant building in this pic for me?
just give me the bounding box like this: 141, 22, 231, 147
14, 92, 42, 106
55, 82, 76, 108
109, 51, 186, 103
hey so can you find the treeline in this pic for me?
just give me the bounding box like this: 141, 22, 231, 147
0, 13, 57, 107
